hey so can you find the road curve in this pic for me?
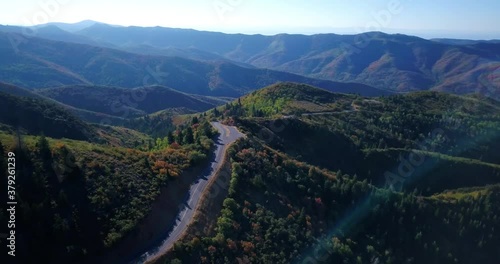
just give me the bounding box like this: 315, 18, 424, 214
133, 122, 244, 264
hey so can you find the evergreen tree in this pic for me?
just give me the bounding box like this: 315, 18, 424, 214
192, 116, 199, 124
167, 131, 175, 144
148, 139, 153, 150
184, 127, 194, 144
36, 134, 51, 161
177, 130, 184, 144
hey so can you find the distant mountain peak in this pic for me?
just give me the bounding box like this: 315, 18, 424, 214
33, 20, 113, 33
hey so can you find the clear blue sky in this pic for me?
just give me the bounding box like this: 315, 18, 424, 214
2, 0, 500, 39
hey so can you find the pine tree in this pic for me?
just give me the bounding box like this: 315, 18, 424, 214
184, 127, 194, 144
176, 130, 184, 144
148, 139, 153, 150
37, 134, 51, 161
192, 116, 199, 124
167, 131, 174, 144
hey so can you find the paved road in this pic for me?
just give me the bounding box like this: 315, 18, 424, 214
301, 109, 356, 116
283, 109, 356, 119
133, 122, 244, 264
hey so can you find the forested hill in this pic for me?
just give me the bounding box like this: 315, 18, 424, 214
0, 91, 96, 141
162, 82, 500, 264
35, 85, 224, 118
0, 100, 220, 263
0, 79, 498, 263
230, 83, 500, 177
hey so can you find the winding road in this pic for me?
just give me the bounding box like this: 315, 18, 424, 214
133, 122, 244, 264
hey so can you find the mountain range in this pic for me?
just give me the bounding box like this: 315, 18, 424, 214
1, 21, 499, 99
0, 30, 389, 97
72, 23, 500, 97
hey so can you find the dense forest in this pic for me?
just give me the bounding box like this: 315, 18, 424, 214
0, 82, 499, 263
0, 95, 218, 263
35, 85, 222, 117
210, 83, 500, 192
163, 83, 500, 263
0, 92, 97, 141
167, 138, 500, 263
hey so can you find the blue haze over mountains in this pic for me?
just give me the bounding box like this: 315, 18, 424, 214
0, 20, 499, 99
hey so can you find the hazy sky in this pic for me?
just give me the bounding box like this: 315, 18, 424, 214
2, 0, 500, 39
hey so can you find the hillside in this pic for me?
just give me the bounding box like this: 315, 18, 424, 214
160, 83, 500, 264
0, 86, 173, 149
0, 81, 219, 261
0, 80, 499, 264
0, 81, 48, 99
168, 140, 500, 264
0, 31, 387, 97
211, 82, 500, 194
0, 116, 217, 263
239, 82, 357, 116
238, 82, 500, 117
0, 91, 97, 141
0, 81, 130, 125
224, 83, 500, 188
36, 85, 223, 118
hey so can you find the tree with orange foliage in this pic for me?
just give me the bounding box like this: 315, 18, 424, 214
241, 241, 255, 253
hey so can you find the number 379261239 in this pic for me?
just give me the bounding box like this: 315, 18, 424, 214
7, 152, 15, 197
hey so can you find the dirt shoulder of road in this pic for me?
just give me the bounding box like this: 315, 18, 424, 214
147, 141, 237, 264
82, 153, 213, 264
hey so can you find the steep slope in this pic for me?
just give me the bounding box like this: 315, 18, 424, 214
0, 31, 387, 97
0, 91, 97, 141
36, 85, 222, 118
0, 80, 49, 99
0, 116, 218, 264
165, 139, 500, 264
0, 81, 127, 125
0, 80, 219, 263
